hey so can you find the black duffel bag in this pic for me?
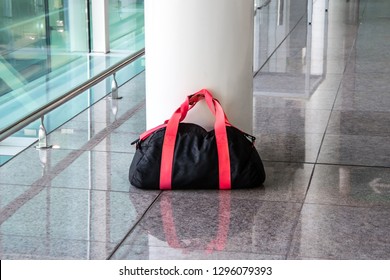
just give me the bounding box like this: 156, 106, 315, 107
129, 89, 266, 190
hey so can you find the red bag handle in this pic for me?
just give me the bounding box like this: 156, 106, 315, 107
138, 89, 231, 140
160, 192, 231, 253
188, 89, 232, 127
160, 89, 231, 190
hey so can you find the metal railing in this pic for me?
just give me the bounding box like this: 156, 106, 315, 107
0, 48, 145, 144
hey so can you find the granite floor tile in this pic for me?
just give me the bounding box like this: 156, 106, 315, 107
110, 108, 146, 135
0, 185, 159, 244
116, 72, 146, 100
350, 36, 390, 56
46, 102, 145, 151
49, 107, 144, 154
289, 204, 390, 259
318, 134, 390, 167
46, 120, 109, 151
313, 74, 344, 91
321, 59, 349, 74
254, 133, 323, 163
0, 184, 31, 209
356, 34, 390, 56
228, 162, 313, 203
340, 72, 390, 93
135, 162, 313, 204
92, 132, 138, 153
51, 150, 149, 193
254, 89, 337, 110
254, 73, 317, 97
0, 148, 75, 187
0, 234, 116, 260
0, 147, 143, 193
254, 108, 331, 134
334, 89, 390, 112
345, 57, 390, 74
254, 73, 343, 95
306, 164, 390, 207
326, 111, 390, 136
116, 192, 302, 258
111, 244, 285, 260
324, 45, 356, 61
265, 57, 347, 74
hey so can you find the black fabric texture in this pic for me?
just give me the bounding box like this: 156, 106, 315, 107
129, 123, 266, 189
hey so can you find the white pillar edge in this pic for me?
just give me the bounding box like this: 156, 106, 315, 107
145, 0, 255, 134
91, 0, 110, 53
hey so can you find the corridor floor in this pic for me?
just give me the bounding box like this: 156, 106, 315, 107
1, 0, 390, 259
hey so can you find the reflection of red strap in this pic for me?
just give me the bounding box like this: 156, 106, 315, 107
159, 89, 231, 190
160, 194, 182, 249
205, 192, 231, 253
160, 192, 231, 253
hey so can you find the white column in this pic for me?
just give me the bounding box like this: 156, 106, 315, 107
311, 0, 326, 76
91, 0, 110, 53
68, 0, 88, 52
145, 0, 254, 133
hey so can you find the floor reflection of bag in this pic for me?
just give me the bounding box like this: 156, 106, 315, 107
154, 192, 231, 254
129, 89, 266, 190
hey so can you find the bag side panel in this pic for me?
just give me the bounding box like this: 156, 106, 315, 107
129, 130, 165, 189
227, 127, 266, 188
171, 123, 219, 189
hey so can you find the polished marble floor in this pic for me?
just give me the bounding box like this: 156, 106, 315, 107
1, 0, 390, 260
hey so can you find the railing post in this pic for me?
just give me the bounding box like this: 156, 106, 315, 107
111, 73, 122, 99
308, 0, 313, 25
35, 116, 52, 149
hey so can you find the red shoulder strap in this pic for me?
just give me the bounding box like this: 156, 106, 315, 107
159, 106, 182, 190
213, 99, 231, 190
159, 89, 231, 190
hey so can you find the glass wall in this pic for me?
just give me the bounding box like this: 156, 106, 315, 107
0, 0, 145, 165
0, 0, 90, 97
0, 0, 145, 101
109, 0, 144, 51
